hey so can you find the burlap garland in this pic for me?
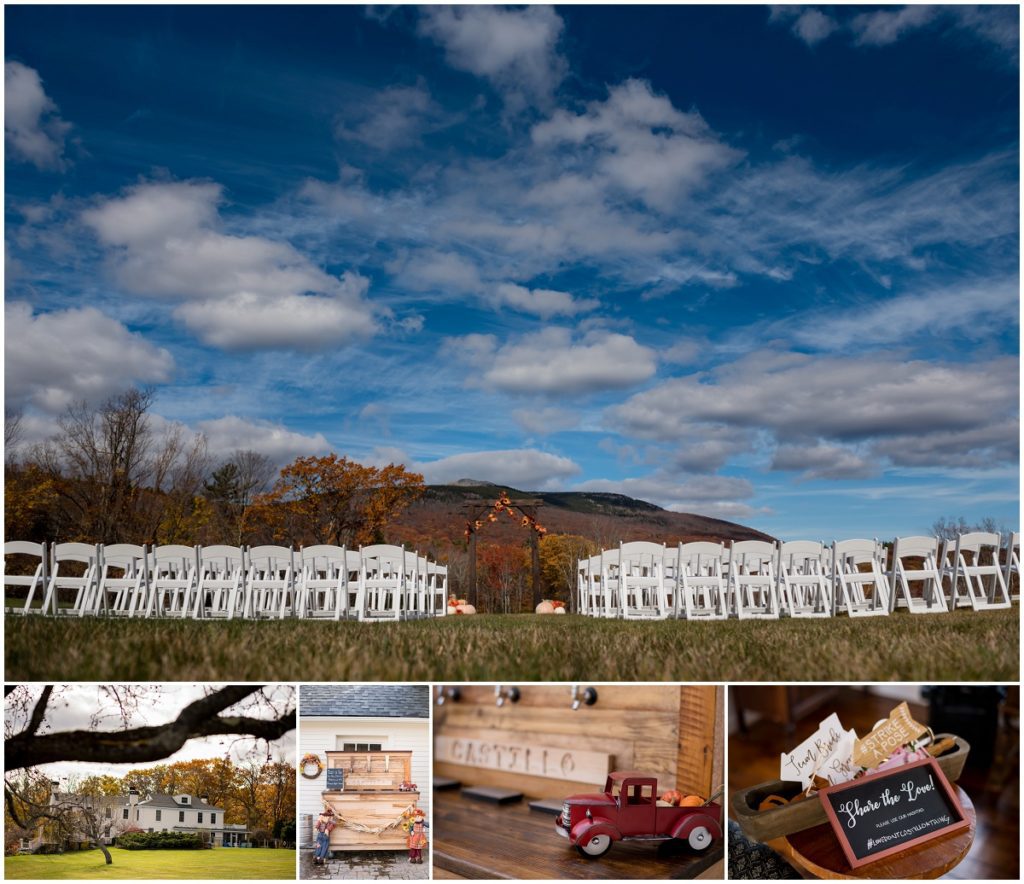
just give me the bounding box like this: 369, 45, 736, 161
333, 803, 417, 837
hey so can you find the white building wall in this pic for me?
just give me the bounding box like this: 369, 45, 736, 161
134, 802, 222, 833
298, 717, 430, 824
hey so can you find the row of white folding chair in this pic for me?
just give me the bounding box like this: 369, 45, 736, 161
4, 542, 446, 620
4, 541, 51, 614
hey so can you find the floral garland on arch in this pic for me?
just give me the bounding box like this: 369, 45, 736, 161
464, 492, 547, 540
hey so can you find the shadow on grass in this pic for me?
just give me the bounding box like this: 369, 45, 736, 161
3, 609, 1018, 682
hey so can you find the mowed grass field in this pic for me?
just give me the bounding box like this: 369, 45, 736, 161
4, 847, 295, 879
4, 608, 1017, 681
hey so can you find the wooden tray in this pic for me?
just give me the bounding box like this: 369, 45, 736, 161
730, 734, 969, 843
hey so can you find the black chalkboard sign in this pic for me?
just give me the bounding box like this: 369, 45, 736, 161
325, 768, 344, 790
818, 757, 967, 869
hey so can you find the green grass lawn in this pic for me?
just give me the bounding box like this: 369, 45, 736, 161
4, 847, 295, 880
3, 608, 1017, 681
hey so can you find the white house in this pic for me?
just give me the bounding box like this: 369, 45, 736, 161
298, 685, 429, 843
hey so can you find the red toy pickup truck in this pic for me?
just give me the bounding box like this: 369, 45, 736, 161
555, 771, 722, 858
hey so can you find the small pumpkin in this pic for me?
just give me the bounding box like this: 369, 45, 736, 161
660, 790, 682, 806
680, 795, 703, 807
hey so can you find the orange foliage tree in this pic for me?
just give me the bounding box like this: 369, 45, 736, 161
248, 454, 424, 547
477, 543, 530, 613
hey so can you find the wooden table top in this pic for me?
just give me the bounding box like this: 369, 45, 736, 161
433, 789, 723, 880
776, 785, 975, 880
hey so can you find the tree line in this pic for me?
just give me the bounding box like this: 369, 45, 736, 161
4, 389, 425, 548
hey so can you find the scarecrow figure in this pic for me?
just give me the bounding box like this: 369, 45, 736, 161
407, 807, 428, 864
313, 805, 335, 866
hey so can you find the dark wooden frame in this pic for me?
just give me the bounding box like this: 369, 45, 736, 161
817, 757, 968, 869
463, 499, 544, 608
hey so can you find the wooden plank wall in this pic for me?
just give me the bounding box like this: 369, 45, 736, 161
434, 685, 720, 799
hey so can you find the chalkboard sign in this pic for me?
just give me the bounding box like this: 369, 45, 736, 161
818, 757, 968, 869
325, 768, 344, 791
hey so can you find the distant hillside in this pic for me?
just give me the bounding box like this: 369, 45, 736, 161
388, 482, 773, 552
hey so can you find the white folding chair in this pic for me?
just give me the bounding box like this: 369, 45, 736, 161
889, 536, 948, 614
196, 546, 246, 619
941, 532, 1011, 610
298, 545, 349, 619
618, 541, 670, 619
831, 539, 890, 617
433, 561, 449, 615
246, 545, 296, 619
359, 544, 404, 621
1004, 532, 1020, 602
729, 540, 779, 619
777, 541, 832, 618
97, 544, 148, 616
677, 542, 728, 620
41, 543, 100, 616
149, 545, 199, 617
4, 541, 48, 615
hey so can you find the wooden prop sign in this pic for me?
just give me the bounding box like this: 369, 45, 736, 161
818, 757, 968, 869
852, 702, 928, 768
325, 768, 344, 790
434, 736, 612, 784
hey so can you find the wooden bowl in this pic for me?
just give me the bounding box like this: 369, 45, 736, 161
730, 733, 970, 843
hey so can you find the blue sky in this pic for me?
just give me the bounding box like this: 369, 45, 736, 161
4, 4, 1019, 538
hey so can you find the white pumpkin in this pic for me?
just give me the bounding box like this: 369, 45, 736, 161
447, 605, 458, 615
554, 607, 566, 614
535, 601, 554, 614
460, 604, 477, 615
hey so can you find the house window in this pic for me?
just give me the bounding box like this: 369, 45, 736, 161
122, 809, 129, 820
211, 813, 216, 825
105, 808, 111, 819
156, 810, 161, 821
179, 811, 185, 822
198, 812, 203, 823
180, 796, 190, 804
135, 810, 139, 821
340, 742, 383, 752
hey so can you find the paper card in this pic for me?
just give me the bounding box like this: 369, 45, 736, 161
852, 702, 928, 769
780, 713, 859, 788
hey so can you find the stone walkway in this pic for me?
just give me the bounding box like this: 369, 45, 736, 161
301, 848, 430, 880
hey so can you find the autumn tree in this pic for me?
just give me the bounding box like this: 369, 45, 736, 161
478, 543, 529, 613
539, 534, 599, 612
250, 454, 424, 546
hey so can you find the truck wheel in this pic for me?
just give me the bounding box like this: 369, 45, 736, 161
576, 834, 612, 858
687, 826, 712, 851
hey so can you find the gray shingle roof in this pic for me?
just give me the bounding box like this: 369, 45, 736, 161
300, 685, 429, 718
140, 793, 222, 812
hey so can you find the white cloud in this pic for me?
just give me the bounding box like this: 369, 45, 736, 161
576, 473, 764, 522
786, 278, 1020, 351
374, 446, 581, 489
445, 326, 657, 396
849, 6, 939, 47
4, 302, 174, 413
4, 61, 71, 170
771, 443, 877, 480
82, 180, 380, 351
335, 79, 452, 150
196, 415, 329, 464
512, 406, 581, 435
532, 79, 741, 213
610, 350, 1019, 470
792, 9, 838, 46
489, 282, 599, 319
424, 449, 580, 488
390, 249, 483, 294
174, 271, 377, 351
418, 5, 566, 113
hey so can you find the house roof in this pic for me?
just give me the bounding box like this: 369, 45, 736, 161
300, 685, 429, 718
140, 794, 222, 812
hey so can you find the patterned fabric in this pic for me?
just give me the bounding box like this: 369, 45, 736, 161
728, 821, 801, 879
315, 817, 336, 834
407, 831, 428, 849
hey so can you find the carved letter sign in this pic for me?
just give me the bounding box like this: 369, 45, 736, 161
434, 736, 613, 785
852, 702, 928, 769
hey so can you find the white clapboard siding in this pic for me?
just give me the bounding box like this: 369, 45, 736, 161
298, 717, 430, 826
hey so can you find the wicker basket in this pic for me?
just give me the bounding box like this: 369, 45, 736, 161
730, 733, 970, 842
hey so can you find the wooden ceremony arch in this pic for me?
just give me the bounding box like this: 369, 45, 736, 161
462, 493, 545, 609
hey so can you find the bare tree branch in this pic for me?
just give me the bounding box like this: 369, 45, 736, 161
6, 686, 295, 772
25, 685, 53, 737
